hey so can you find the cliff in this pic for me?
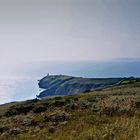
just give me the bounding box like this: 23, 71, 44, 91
37, 75, 125, 98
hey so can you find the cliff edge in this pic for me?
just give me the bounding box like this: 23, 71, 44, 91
37, 75, 125, 98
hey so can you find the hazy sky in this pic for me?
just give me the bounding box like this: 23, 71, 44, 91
0, 0, 140, 103
0, 0, 140, 69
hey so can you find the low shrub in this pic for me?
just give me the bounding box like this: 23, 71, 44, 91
4, 108, 18, 117
48, 127, 55, 133
22, 117, 38, 126
0, 126, 9, 133
79, 100, 91, 108
33, 105, 47, 113
44, 111, 71, 122
65, 102, 78, 110
51, 100, 67, 107
4, 105, 34, 117
9, 128, 21, 136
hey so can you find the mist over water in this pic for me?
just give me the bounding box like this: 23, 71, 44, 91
0, 60, 140, 104
0, 0, 140, 105
17, 60, 140, 78
0, 78, 39, 104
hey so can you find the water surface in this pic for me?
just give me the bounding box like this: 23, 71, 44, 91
0, 60, 140, 104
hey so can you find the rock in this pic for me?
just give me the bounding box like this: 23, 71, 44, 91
37, 75, 123, 98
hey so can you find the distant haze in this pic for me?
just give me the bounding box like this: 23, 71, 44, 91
13, 60, 140, 78
0, 0, 140, 76
0, 0, 140, 104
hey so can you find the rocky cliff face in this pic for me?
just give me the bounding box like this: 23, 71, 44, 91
37, 75, 124, 98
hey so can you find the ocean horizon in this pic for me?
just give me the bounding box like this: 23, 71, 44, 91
0, 59, 140, 104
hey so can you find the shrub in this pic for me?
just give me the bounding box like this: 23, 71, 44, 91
9, 128, 21, 136
117, 109, 135, 117
54, 96, 63, 100
17, 105, 34, 114
65, 102, 78, 110
79, 100, 91, 108
33, 105, 47, 113
83, 89, 91, 93
135, 101, 140, 108
86, 96, 99, 102
22, 117, 38, 126
91, 104, 102, 113
51, 100, 67, 107
0, 126, 9, 133
48, 127, 55, 133
4, 108, 18, 117
44, 111, 71, 122
100, 106, 119, 117
4, 105, 34, 117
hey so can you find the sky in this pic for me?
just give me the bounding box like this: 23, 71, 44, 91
0, 0, 140, 103
0, 0, 140, 75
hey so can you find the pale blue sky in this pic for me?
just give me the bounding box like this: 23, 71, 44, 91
0, 0, 140, 104
0, 0, 140, 74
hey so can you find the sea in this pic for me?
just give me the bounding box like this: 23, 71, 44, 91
0, 60, 140, 104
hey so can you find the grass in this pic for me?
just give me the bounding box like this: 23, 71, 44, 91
0, 82, 140, 140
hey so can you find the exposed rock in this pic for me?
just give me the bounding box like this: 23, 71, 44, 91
37, 75, 124, 98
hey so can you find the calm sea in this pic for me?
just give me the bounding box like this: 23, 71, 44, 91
0, 60, 140, 104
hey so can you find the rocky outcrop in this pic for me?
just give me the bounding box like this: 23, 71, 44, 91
37, 75, 124, 98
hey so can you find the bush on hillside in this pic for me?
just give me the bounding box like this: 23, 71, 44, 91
4, 105, 34, 117
44, 111, 71, 122
0, 126, 9, 133
33, 105, 47, 113
9, 128, 21, 136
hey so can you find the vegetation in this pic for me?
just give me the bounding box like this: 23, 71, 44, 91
38, 75, 132, 98
0, 81, 140, 140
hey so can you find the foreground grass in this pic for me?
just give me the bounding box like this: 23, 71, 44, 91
0, 82, 140, 140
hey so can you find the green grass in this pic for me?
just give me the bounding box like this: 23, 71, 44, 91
0, 82, 140, 140
121, 79, 137, 85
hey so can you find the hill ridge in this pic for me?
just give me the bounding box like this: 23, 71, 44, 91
37, 75, 137, 98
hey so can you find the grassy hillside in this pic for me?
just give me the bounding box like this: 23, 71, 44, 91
0, 82, 140, 140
